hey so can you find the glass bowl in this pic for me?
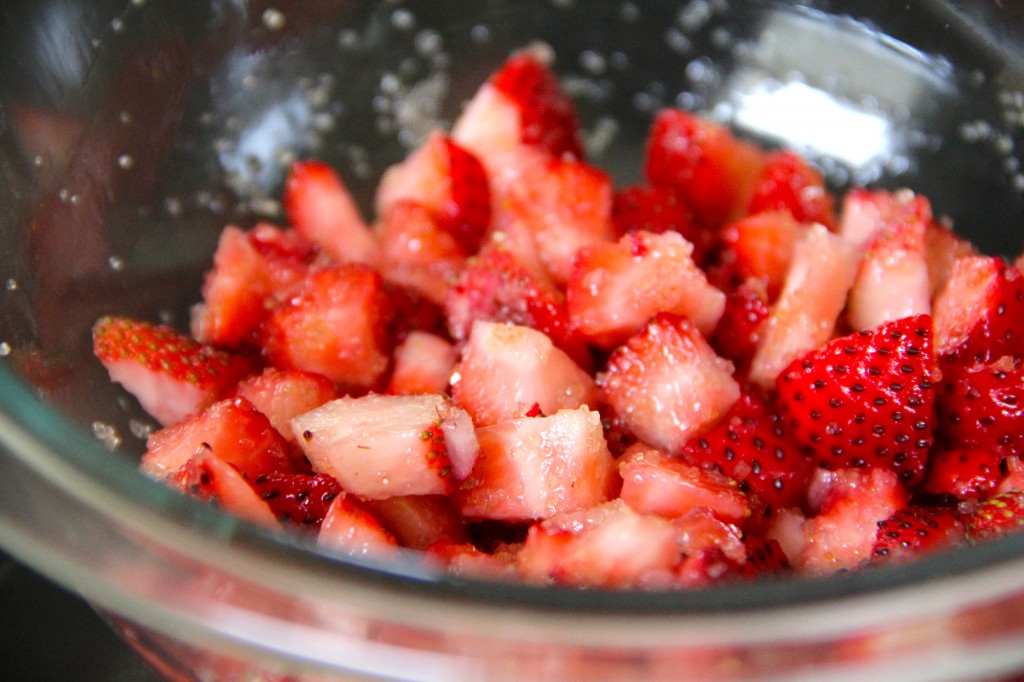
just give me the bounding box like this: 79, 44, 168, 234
3, 0, 1024, 679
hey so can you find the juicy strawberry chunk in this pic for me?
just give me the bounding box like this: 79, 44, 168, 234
870, 506, 964, 564
745, 150, 835, 227
234, 367, 336, 446
142, 397, 294, 484
710, 279, 770, 369
93, 316, 254, 426
937, 356, 1024, 454
736, 536, 791, 579
618, 443, 750, 524
775, 315, 937, 485
600, 314, 740, 454
680, 391, 813, 524
566, 230, 726, 348
386, 331, 457, 396
249, 471, 342, 529
644, 108, 765, 229
260, 265, 391, 390
377, 200, 466, 306
671, 507, 748, 587
362, 495, 468, 549
719, 210, 803, 300
964, 490, 1024, 543
445, 247, 589, 365
181, 449, 280, 529
451, 321, 598, 427
922, 447, 1004, 500
376, 132, 490, 253
284, 160, 380, 265
291, 393, 478, 499
611, 184, 703, 254
925, 220, 976, 299
458, 406, 617, 522
933, 255, 1024, 362
426, 540, 517, 579
839, 188, 932, 251
748, 224, 858, 388
317, 494, 398, 558
797, 467, 908, 574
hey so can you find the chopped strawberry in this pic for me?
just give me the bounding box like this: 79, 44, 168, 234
284, 160, 380, 265
452, 48, 582, 163
933, 255, 1024, 362
377, 200, 466, 306
710, 279, 770, 369
922, 446, 1004, 500
458, 406, 617, 522
182, 449, 280, 529
260, 264, 392, 390
925, 220, 976, 299
618, 443, 750, 524
838, 188, 932, 252
426, 540, 517, 579
744, 150, 835, 227
376, 132, 490, 253
671, 507, 748, 587
317, 494, 398, 558
718, 210, 803, 300
565, 230, 726, 348
611, 184, 704, 255
291, 393, 478, 499
445, 247, 589, 365
234, 367, 336, 446
362, 495, 468, 549
450, 321, 598, 427
964, 490, 1024, 543
775, 315, 937, 485
680, 391, 813, 525
386, 331, 457, 396
748, 224, 858, 388
644, 108, 765, 229
599, 314, 740, 454
871, 505, 964, 564
797, 467, 908, 574
142, 397, 294, 484
382, 281, 446, 342
93, 316, 254, 426
937, 355, 1024, 454
249, 470, 342, 529
736, 536, 791, 579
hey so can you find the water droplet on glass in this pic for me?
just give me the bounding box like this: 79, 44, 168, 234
117, 154, 134, 170
391, 8, 415, 31
262, 8, 286, 31
0, 342, 10, 357
470, 24, 490, 44
108, 256, 125, 271
5, 279, 17, 291
111, 18, 126, 33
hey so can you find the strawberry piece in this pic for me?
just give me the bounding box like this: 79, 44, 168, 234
600, 314, 740, 454
317, 494, 398, 558
249, 471, 342, 529
839, 188, 932, 250
93, 316, 254, 426
142, 397, 294, 484
376, 132, 490, 253
644, 108, 765, 229
386, 331, 457, 396
737, 536, 791, 579
797, 467, 909, 574
181, 449, 280, 529
234, 367, 336, 446
870, 506, 964, 564
680, 391, 813, 524
775, 315, 937, 485
377, 200, 466, 306
745, 150, 835, 227
451, 321, 598, 427
964, 490, 1024, 543
445, 247, 588, 365
260, 264, 392, 390
933, 255, 1024, 362
362, 495, 468, 549
748, 224, 858, 388
565, 230, 726, 348
458, 406, 617, 522
426, 540, 517, 579
611, 184, 703, 255
719, 210, 803, 300
922, 447, 1004, 500
710, 279, 770, 369
618, 443, 750, 524
284, 160, 380, 265
925, 220, 976, 299
291, 393, 478, 499
671, 507, 748, 587
937, 356, 1024, 454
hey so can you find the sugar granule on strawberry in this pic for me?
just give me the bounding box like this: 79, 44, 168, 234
775, 314, 937, 485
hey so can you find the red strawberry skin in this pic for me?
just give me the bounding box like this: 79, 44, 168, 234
442, 137, 491, 253
250, 471, 342, 529
745, 150, 835, 227
938, 357, 1024, 454
710, 280, 770, 369
775, 315, 938, 485
871, 506, 964, 563
491, 52, 583, 159
612, 184, 703, 258
964, 490, 1024, 543
922, 447, 1004, 500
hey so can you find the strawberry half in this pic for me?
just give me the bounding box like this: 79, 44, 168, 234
870, 505, 964, 564
775, 314, 938, 485
93, 316, 254, 426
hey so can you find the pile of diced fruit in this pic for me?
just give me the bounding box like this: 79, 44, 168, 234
93, 47, 1024, 589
